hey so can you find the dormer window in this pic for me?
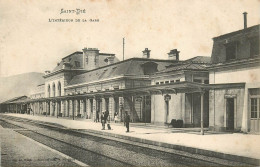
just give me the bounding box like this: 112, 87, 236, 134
140, 62, 158, 75
75, 61, 80, 67
225, 42, 237, 61
250, 36, 259, 57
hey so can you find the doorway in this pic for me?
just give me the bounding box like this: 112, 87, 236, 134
226, 98, 235, 130
144, 96, 151, 123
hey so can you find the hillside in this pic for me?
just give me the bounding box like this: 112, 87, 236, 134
0, 72, 44, 103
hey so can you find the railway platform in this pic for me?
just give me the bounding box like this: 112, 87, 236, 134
2, 113, 260, 165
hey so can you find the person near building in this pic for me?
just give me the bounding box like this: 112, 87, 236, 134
114, 112, 119, 123
107, 114, 112, 130
101, 112, 106, 130
104, 110, 109, 120
95, 110, 100, 122
125, 111, 130, 132
31, 108, 34, 115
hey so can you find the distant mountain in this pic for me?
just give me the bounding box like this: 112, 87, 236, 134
0, 72, 44, 103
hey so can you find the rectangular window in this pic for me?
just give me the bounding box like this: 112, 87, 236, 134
165, 81, 169, 84
75, 61, 80, 67
170, 80, 174, 83
155, 82, 159, 85
175, 79, 180, 82
226, 43, 237, 61
251, 98, 258, 118
160, 81, 164, 84
250, 37, 259, 57
113, 85, 119, 90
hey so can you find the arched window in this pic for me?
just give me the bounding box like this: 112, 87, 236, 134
48, 85, 51, 97
58, 82, 61, 96
52, 83, 56, 97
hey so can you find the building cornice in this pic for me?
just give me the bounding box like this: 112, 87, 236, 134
65, 75, 150, 89
207, 57, 260, 71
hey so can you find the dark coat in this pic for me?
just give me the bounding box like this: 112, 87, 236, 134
104, 111, 109, 120
125, 114, 130, 123
101, 114, 106, 123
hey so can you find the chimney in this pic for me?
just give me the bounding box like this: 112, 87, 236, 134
168, 49, 180, 61
142, 48, 151, 58
243, 12, 247, 29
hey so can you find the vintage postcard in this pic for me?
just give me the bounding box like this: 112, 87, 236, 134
0, 0, 259, 166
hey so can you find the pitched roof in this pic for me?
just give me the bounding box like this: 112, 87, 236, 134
184, 56, 211, 64
67, 58, 174, 86
1, 96, 28, 104
213, 24, 259, 41
52, 60, 65, 72
162, 63, 208, 73
51, 52, 120, 73
156, 56, 211, 74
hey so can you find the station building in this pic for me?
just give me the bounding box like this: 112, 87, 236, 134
208, 23, 260, 133
1, 15, 259, 133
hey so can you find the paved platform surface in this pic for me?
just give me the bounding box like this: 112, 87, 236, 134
3, 113, 260, 161
0, 125, 80, 166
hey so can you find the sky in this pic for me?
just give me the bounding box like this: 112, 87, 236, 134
0, 0, 259, 77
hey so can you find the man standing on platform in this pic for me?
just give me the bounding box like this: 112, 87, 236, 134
101, 112, 105, 130
125, 111, 130, 132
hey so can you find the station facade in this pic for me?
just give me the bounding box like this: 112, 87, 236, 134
1, 18, 259, 133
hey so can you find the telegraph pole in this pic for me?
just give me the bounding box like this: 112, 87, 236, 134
123, 38, 125, 61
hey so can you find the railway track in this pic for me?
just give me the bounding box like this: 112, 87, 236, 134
0, 115, 254, 167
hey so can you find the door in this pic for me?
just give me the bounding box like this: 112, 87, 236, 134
250, 98, 260, 133
226, 98, 235, 130
144, 96, 151, 123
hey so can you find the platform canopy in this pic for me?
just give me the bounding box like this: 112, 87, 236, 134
4, 81, 245, 104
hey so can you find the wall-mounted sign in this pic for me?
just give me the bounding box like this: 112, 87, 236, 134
136, 96, 142, 102
164, 94, 171, 101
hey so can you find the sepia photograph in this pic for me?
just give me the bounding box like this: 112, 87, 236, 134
0, 0, 260, 166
